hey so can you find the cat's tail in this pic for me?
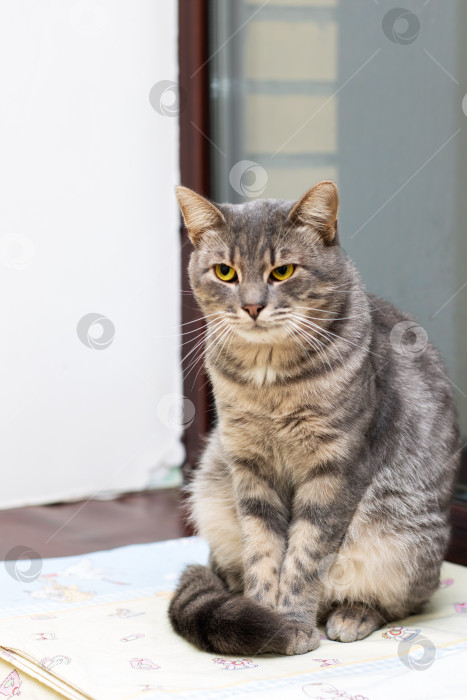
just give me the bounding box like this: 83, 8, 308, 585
168, 564, 291, 655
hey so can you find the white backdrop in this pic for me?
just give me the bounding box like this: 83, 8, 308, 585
0, 0, 184, 508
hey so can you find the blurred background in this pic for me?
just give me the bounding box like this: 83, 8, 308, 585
0, 0, 466, 555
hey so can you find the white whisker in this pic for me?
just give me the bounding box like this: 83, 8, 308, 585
192, 325, 233, 390
287, 320, 334, 375
299, 326, 335, 374
295, 304, 386, 321
178, 311, 226, 328
293, 317, 345, 368
181, 318, 228, 371
295, 306, 339, 315
292, 312, 382, 359
182, 319, 232, 384
294, 305, 378, 323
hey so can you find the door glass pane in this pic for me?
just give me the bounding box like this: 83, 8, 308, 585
209, 0, 467, 498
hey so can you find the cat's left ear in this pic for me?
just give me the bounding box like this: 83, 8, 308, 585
175, 186, 226, 247
288, 180, 339, 245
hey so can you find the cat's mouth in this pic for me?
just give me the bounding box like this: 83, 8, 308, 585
234, 318, 288, 343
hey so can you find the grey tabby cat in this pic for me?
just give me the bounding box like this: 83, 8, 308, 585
169, 181, 460, 655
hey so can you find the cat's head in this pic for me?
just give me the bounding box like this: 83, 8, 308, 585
176, 181, 350, 343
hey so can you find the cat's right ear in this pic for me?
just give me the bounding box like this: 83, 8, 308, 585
175, 186, 226, 247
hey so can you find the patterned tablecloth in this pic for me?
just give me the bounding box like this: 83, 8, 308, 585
0, 536, 466, 700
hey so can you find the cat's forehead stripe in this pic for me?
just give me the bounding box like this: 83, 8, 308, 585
229, 242, 236, 265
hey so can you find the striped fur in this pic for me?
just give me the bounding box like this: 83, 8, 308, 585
170, 182, 460, 655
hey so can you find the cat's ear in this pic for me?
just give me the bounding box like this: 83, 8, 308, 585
288, 180, 339, 244
175, 186, 226, 246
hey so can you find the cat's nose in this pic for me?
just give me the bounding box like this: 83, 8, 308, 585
243, 304, 264, 320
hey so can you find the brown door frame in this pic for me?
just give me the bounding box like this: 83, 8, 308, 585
178, 0, 213, 484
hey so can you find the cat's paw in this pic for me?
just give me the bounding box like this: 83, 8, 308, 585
284, 624, 320, 655
326, 604, 384, 643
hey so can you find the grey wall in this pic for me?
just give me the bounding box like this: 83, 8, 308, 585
338, 0, 466, 434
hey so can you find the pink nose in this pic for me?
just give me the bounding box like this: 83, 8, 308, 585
243, 304, 264, 320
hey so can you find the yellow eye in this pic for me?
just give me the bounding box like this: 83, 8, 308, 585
271, 264, 294, 281
215, 263, 237, 282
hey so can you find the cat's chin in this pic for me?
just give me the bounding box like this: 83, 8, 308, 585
234, 323, 287, 344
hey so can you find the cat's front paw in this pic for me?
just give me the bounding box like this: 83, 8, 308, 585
284, 624, 320, 655
326, 604, 384, 642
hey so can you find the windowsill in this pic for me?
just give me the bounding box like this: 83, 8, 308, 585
0, 489, 187, 560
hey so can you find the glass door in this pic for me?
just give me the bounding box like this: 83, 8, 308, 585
208, 0, 467, 500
